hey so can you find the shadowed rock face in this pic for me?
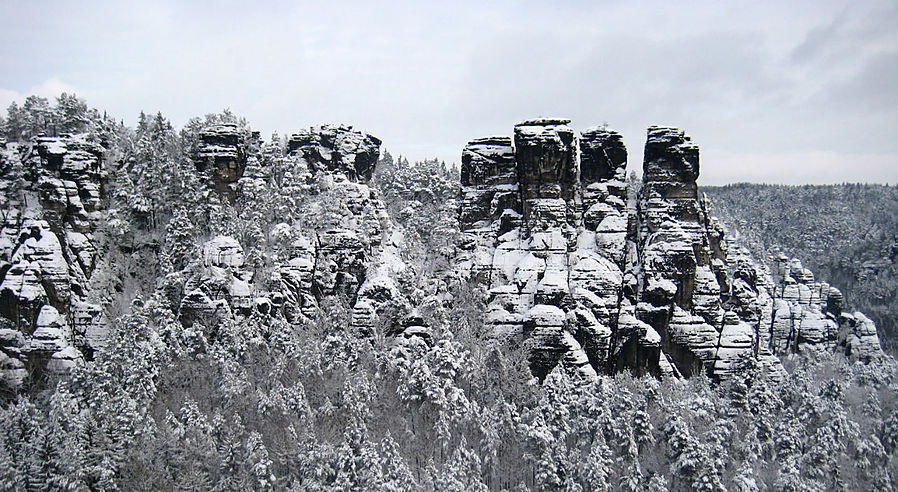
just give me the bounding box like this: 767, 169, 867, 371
461, 136, 516, 187
458, 120, 883, 382
287, 125, 382, 183
514, 119, 578, 205
194, 123, 260, 195
580, 127, 627, 183
459, 137, 520, 233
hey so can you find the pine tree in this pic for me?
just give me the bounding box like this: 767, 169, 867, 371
244, 431, 276, 491
54, 92, 89, 134
22, 95, 52, 138
379, 431, 415, 491
428, 437, 488, 492
581, 434, 613, 491
162, 208, 197, 274
4, 101, 24, 140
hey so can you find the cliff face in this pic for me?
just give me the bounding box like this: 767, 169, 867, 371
0, 123, 418, 392
0, 116, 885, 392
193, 123, 260, 196
0, 134, 109, 388
458, 121, 883, 380
702, 183, 898, 354
181, 124, 409, 338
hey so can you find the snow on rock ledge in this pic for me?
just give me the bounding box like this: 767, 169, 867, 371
457, 120, 884, 383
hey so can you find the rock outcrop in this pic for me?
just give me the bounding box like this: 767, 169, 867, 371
458, 121, 883, 381
287, 125, 382, 183
178, 124, 416, 346
193, 123, 261, 196
763, 252, 882, 361
458, 119, 632, 381
0, 133, 109, 389
1, 115, 883, 394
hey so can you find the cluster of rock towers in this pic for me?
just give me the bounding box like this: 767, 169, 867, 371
457, 119, 881, 380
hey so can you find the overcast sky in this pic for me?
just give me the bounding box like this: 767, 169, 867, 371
1, 0, 896, 184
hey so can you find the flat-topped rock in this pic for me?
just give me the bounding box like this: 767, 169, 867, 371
461, 136, 516, 187
459, 119, 635, 379
514, 120, 578, 227
194, 123, 258, 193
643, 126, 700, 194
287, 125, 381, 183
580, 128, 627, 183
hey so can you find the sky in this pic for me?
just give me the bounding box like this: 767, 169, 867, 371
1, 0, 896, 185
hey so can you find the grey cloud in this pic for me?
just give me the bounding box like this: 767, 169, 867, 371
1, 0, 896, 183
791, 1, 898, 65
822, 49, 898, 112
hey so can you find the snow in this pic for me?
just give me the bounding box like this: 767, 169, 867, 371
526, 304, 566, 325
203, 236, 245, 268
269, 222, 292, 243
0, 261, 46, 301
647, 278, 678, 297
642, 325, 661, 345
41, 138, 68, 155
28, 305, 69, 352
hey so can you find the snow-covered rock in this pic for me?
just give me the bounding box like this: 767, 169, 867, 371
46, 346, 83, 376
843, 312, 882, 362
194, 123, 260, 195
26, 305, 69, 353
0, 132, 109, 387
458, 119, 636, 380
287, 124, 381, 183
203, 235, 246, 269
457, 120, 882, 382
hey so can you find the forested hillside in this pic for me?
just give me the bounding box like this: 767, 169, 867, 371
0, 96, 896, 490
703, 184, 898, 353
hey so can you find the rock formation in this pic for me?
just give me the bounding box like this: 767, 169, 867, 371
0, 114, 884, 393
765, 252, 882, 361
0, 133, 108, 389
458, 119, 633, 381
458, 121, 883, 381
179, 124, 417, 346
287, 125, 382, 183
194, 123, 261, 196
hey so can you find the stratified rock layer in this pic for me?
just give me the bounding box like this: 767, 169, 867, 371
193, 123, 260, 196
287, 125, 382, 183
0, 133, 109, 388
458, 119, 631, 381
458, 121, 883, 381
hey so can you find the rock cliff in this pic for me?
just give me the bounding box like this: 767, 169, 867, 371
0, 115, 885, 392
287, 124, 382, 183
458, 121, 883, 380
0, 133, 107, 389
193, 123, 261, 196
181, 123, 416, 346
0, 122, 410, 391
